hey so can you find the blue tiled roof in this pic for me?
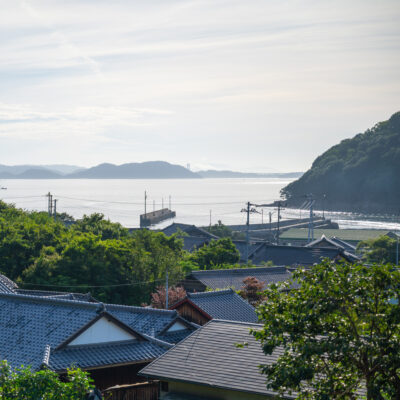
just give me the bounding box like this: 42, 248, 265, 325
0, 292, 191, 372
187, 289, 258, 323
161, 223, 218, 239
249, 243, 354, 266
188, 266, 292, 291
0, 274, 18, 294
48, 340, 168, 371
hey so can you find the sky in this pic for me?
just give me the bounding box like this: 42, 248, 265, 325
0, 0, 399, 172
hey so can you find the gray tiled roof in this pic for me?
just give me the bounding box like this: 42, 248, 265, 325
162, 223, 218, 239
0, 292, 193, 372
249, 243, 352, 266
48, 340, 168, 371
188, 266, 292, 291
0, 274, 17, 294
140, 320, 367, 399
139, 319, 291, 398
187, 289, 258, 323
181, 236, 210, 252
231, 240, 265, 262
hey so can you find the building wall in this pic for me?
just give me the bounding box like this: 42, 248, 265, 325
174, 302, 210, 326
161, 381, 276, 400
86, 362, 149, 390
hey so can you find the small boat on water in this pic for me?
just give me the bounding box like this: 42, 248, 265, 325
1, 187, 6, 190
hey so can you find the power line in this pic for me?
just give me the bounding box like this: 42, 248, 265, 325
18, 278, 166, 289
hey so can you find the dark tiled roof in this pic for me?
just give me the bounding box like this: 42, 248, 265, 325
330, 237, 357, 254
162, 223, 218, 239
140, 320, 367, 399
249, 243, 352, 266
188, 266, 292, 291
140, 319, 291, 398
0, 292, 191, 371
231, 240, 264, 262
156, 330, 194, 344
186, 289, 258, 323
48, 340, 168, 371
181, 236, 210, 252
0, 274, 18, 293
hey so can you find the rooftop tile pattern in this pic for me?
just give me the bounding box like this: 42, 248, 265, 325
162, 223, 218, 239
140, 319, 291, 398
188, 266, 292, 291
0, 274, 17, 294
249, 243, 349, 266
0, 292, 191, 371
187, 289, 258, 323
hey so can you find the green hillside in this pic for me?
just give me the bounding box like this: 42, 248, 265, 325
281, 111, 400, 213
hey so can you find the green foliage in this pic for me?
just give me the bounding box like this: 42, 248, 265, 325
0, 201, 185, 305
0, 360, 93, 399
188, 237, 240, 270
358, 235, 399, 264
204, 220, 245, 240
254, 260, 400, 399
281, 111, 400, 213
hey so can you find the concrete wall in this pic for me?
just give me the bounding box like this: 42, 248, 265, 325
161, 381, 278, 400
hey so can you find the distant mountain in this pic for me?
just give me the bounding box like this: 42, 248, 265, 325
281, 111, 400, 213
67, 161, 200, 179
197, 170, 303, 178
0, 164, 83, 176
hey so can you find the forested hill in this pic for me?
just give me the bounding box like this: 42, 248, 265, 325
281, 111, 400, 213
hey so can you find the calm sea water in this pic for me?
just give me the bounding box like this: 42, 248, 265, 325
0, 178, 399, 231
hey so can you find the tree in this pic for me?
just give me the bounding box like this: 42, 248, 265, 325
358, 235, 399, 264
188, 237, 240, 270
238, 276, 265, 307
253, 260, 400, 399
0, 360, 93, 399
204, 220, 245, 240
150, 285, 187, 309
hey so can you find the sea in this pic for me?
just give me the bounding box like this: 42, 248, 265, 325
1, 178, 399, 231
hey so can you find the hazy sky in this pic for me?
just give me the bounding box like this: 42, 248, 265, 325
1, 0, 399, 172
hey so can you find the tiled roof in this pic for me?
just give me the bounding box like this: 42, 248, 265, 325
305, 235, 359, 257
48, 340, 168, 371
139, 319, 292, 398
188, 266, 292, 291
0, 292, 193, 372
161, 223, 218, 239
140, 320, 367, 399
185, 289, 258, 323
231, 240, 265, 262
249, 243, 353, 266
181, 236, 210, 252
0, 274, 18, 294
280, 228, 395, 242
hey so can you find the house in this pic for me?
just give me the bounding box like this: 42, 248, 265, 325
169, 289, 258, 325
181, 266, 293, 292
140, 319, 367, 400
0, 291, 197, 390
139, 319, 293, 399
248, 242, 359, 266
161, 223, 218, 239
280, 228, 398, 247
0, 273, 97, 302
305, 234, 358, 255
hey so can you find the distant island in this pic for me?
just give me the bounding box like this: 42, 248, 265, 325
281, 111, 400, 213
0, 162, 302, 180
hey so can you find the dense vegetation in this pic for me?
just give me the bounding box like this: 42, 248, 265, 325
358, 235, 399, 264
0, 201, 242, 305
0, 361, 93, 399
281, 111, 400, 213
254, 261, 400, 399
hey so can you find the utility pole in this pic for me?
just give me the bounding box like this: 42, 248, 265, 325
53, 199, 57, 221
153, 200, 155, 212
269, 212, 272, 232
46, 192, 53, 217
276, 202, 282, 245
144, 191, 147, 215
165, 269, 169, 309
209, 210, 212, 227
322, 194, 326, 219
245, 202, 250, 263
307, 194, 315, 243
396, 234, 399, 266
169, 195, 171, 210
261, 209, 264, 224
162, 198, 164, 209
